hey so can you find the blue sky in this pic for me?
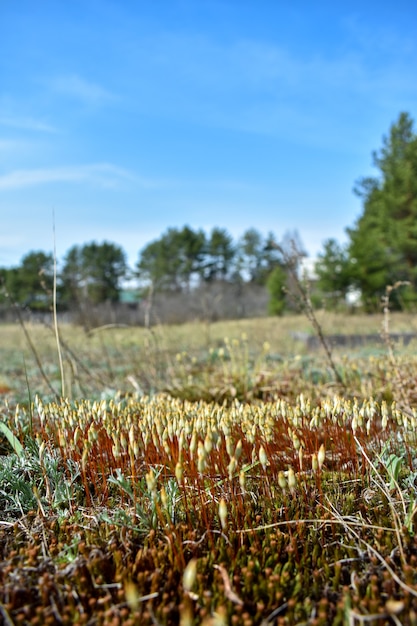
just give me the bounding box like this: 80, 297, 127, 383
1, 0, 416, 270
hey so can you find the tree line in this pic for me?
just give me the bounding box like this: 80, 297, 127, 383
1, 111, 417, 318
0, 228, 297, 315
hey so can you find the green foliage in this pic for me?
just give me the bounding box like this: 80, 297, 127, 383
204, 226, 236, 281
137, 225, 207, 290
0, 251, 54, 310
137, 225, 287, 292
0, 226, 297, 317
0, 428, 82, 516
266, 265, 287, 315
61, 241, 127, 306
238, 228, 264, 283
384, 453, 404, 491
309, 112, 417, 311
347, 112, 417, 310
314, 239, 352, 308
0, 421, 24, 456
237, 228, 282, 285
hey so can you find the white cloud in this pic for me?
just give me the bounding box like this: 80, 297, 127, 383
128, 30, 417, 145
50, 74, 116, 105
0, 115, 58, 133
343, 13, 416, 58
0, 139, 25, 152
0, 163, 147, 190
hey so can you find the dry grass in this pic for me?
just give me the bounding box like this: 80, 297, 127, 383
0, 312, 415, 401
1, 312, 417, 408
2, 310, 417, 353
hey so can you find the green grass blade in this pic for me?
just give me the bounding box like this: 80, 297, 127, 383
0, 422, 24, 457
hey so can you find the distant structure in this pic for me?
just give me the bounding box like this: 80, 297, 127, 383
298, 257, 317, 281
298, 257, 361, 307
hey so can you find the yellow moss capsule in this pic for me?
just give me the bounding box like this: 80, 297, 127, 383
125, 581, 140, 611
197, 441, 206, 460
228, 457, 237, 480
175, 461, 184, 484
318, 444, 326, 469
219, 498, 228, 530
38, 441, 46, 463
190, 432, 197, 457
287, 468, 297, 492
385, 599, 405, 616
146, 470, 156, 493
81, 446, 89, 471
128, 425, 136, 448
112, 441, 121, 458
160, 486, 168, 508
197, 457, 206, 474
292, 433, 301, 450
183, 558, 197, 592
259, 446, 268, 470
234, 440, 243, 460
204, 433, 213, 454
73, 426, 82, 446
311, 453, 318, 472
226, 437, 234, 457
58, 430, 66, 449
278, 471, 287, 492
298, 447, 304, 471
239, 470, 246, 493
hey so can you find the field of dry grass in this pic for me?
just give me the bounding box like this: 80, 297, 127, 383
1, 311, 417, 404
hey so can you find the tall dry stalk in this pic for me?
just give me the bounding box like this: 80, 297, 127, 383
381, 281, 413, 415
52, 212, 65, 397
276, 239, 346, 389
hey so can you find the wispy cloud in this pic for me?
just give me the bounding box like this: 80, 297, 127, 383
128, 30, 417, 144
0, 115, 58, 133
50, 74, 116, 105
0, 163, 148, 190
0, 139, 26, 152
343, 13, 416, 58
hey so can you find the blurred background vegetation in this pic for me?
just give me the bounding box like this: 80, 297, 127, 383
1, 112, 417, 327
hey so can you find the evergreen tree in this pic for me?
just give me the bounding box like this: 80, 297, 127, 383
137, 226, 206, 291
238, 228, 264, 283
266, 265, 287, 315
237, 228, 282, 284
204, 227, 235, 281
314, 239, 352, 307
61, 241, 127, 305
1, 251, 54, 310
347, 112, 417, 309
